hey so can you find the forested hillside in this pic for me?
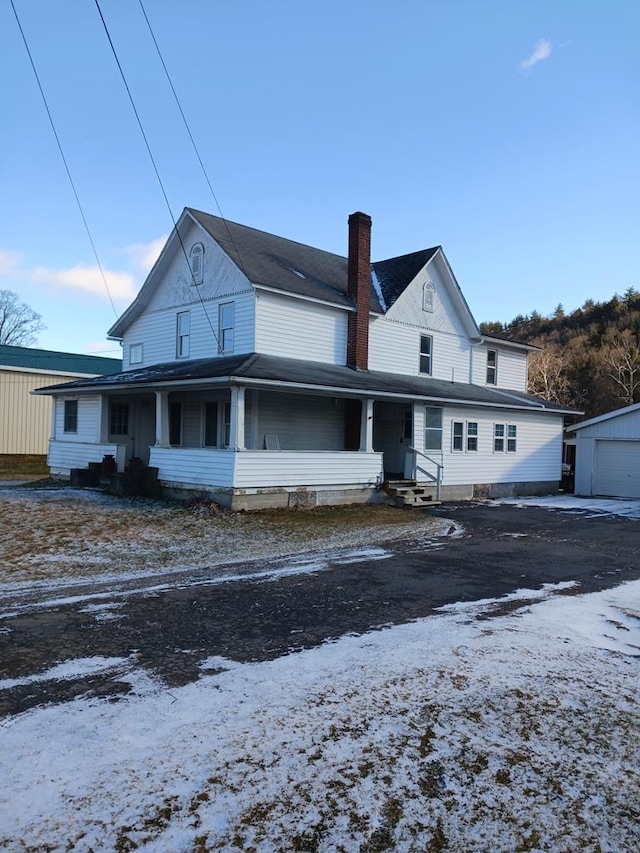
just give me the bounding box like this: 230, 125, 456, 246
480, 288, 640, 419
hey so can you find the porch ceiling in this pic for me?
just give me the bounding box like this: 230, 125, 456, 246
34, 352, 576, 415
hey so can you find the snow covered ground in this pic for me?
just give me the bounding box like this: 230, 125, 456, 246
1, 495, 639, 851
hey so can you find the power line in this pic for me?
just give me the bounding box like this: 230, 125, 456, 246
137, 0, 250, 283
93, 0, 225, 356
8, 0, 119, 319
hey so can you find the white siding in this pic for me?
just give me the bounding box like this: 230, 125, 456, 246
473, 344, 528, 392
254, 391, 345, 450
413, 406, 563, 486
234, 451, 383, 488
122, 290, 255, 368
368, 317, 472, 380
255, 291, 348, 364
48, 441, 124, 474
149, 447, 235, 487
52, 395, 101, 443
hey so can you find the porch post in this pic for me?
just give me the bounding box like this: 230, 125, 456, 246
360, 398, 374, 452
155, 391, 170, 446
98, 394, 109, 442
230, 386, 245, 450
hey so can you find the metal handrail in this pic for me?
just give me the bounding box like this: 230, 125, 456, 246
406, 446, 443, 501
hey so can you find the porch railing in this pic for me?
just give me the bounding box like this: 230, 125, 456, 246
405, 447, 443, 501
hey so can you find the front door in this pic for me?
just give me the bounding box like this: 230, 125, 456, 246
373, 402, 413, 479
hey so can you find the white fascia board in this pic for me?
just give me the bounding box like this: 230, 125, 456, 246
567, 401, 640, 432
429, 249, 482, 341
35, 374, 570, 413
481, 336, 540, 352
253, 283, 358, 312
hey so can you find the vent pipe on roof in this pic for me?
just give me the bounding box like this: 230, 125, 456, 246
347, 211, 372, 371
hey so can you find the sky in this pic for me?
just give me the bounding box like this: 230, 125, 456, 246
1, 0, 639, 357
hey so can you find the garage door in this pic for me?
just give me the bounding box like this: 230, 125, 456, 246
594, 440, 640, 498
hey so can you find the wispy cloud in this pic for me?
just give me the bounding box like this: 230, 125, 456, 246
31, 264, 137, 302
123, 236, 167, 273
519, 39, 552, 71
0, 249, 23, 276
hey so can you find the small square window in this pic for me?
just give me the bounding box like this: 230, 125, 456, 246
63, 400, 78, 433
130, 343, 143, 365
419, 335, 433, 375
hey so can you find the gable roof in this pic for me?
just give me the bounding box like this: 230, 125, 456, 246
109, 208, 452, 338
567, 401, 640, 433
0, 344, 122, 376
35, 352, 575, 415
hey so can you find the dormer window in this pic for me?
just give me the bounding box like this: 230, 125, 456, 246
190, 243, 204, 286
422, 281, 435, 312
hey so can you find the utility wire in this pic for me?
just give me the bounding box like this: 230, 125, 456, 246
93, 0, 224, 355
9, 0, 119, 318
137, 0, 250, 283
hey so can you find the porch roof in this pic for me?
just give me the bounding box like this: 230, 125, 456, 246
35, 353, 576, 415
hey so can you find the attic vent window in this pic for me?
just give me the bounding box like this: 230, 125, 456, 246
422, 281, 435, 312
291, 268, 306, 279
190, 242, 204, 286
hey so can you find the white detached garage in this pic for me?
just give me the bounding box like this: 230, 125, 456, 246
568, 403, 640, 498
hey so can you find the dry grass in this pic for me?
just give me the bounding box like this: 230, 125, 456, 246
0, 487, 447, 585
0, 454, 49, 480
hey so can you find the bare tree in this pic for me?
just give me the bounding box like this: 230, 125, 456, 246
528, 343, 572, 404
599, 329, 640, 406
0, 290, 45, 346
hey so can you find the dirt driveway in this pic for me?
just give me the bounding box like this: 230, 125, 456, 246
2, 491, 640, 717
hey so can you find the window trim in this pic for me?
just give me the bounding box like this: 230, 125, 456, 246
176, 311, 191, 358
189, 242, 204, 286
129, 343, 143, 365
419, 334, 433, 375
486, 349, 498, 385
452, 420, 464, 452
422, 281, 435, 312
466, 421, 479, 452
424, 406, 443, 451
63, 399, 78, 433
218, 302, 235, 354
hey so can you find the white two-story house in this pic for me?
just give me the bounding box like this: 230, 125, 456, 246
37, 209, 573, 509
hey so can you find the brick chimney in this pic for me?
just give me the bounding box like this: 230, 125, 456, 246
347, 211, 372, 371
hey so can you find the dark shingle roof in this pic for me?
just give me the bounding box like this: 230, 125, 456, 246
373, 248, 440, 308
36, 352, 575, 414
0, 344, 122, 375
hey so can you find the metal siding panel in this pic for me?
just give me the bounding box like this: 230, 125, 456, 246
594, 440, 640, 498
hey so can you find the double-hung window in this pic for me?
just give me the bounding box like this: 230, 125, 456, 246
63, 400, 78, 433
452, 421, 464, 452
203, 402, 218, 447
129, 343, 143, 365
176, 311, 190, 358
219, 302, 235, 353
425, 406, 442, 451
467, 422, 478, 451
494, 423, 505, 452
507, 424, 517, 452
419, 335, 433, 375
486, 349, 497, 385
452, 420, 479, 452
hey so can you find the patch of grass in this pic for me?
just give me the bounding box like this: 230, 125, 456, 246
0, 454, 48, 480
